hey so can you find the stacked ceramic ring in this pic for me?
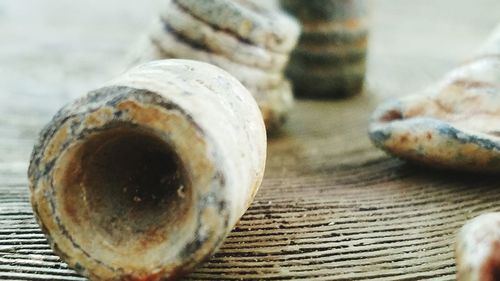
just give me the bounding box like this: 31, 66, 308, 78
281, 0, 368, 98
139, 0, 300, 131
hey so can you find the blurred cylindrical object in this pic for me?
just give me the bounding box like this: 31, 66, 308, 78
134, 0, 301, 132
28, 60, 267, 281
281, 0, 369, 98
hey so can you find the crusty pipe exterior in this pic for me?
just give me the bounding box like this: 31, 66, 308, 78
456, 213, 500, 281
28, 59, 266, 280
369, 24, 500, 172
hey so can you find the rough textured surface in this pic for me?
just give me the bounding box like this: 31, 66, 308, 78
175, 0, 300, 53
150, 18, 285, 88
145, 0, 299, 131
282, 0, 368, 98
1, 0, 500, 280
456, 213, 500, 281
28, 60, 267, 280
369, 24, 500, 172
160, 0, 289, 71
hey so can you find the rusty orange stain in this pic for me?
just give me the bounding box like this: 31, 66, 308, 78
479, 240, 500, 281
85, 107, 113, 127
43, 123, 69, 163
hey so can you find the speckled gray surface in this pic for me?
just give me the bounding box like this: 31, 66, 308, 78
138, 0, 300, 131
369, 24, 500, 172
160, 0, 289, 71
174, 0, 300, 53
28, 60, 267, 280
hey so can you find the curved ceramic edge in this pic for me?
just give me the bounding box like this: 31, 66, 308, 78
369, 98, 500, 172
174, 0, 300, 53
28, 59, 267, 280
456, 212, 500, 281
251, 79, 294, 132
161, 0, 289, 71
150, 18, 285, 89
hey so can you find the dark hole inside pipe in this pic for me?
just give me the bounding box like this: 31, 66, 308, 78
72, 127, 191, 245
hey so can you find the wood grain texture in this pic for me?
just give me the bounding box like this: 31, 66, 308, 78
0, 0, 499, 280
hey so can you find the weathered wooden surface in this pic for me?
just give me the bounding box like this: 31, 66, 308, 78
1, 0, 499, 280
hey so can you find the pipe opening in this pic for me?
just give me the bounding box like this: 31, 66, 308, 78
60, 126, 192, 249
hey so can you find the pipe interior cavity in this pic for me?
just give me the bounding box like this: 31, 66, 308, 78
59, 126, 192, 249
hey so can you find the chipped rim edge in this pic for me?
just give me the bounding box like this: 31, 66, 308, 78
28, 87, 230, 280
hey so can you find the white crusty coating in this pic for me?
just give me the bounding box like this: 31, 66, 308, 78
456, 213, 500, 281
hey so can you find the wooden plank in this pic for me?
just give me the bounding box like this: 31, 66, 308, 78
0, 0, 499, 280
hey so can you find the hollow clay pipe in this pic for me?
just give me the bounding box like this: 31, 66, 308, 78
130, 0, 300, 132
456, 213, 500, 281
281, 0, 369, 98
370, 24, 500, 172
28, 59, 267, 280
